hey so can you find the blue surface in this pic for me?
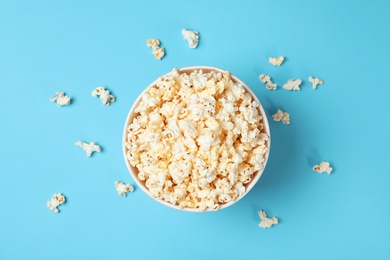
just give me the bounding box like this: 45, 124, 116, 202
1, 0, 390, 259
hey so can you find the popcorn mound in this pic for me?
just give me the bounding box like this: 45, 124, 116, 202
125, 68, 269, 211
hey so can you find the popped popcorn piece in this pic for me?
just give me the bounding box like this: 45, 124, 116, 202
313, 161, 333, 174
152, 47, 165, 60
92, 86, 115, 106
75, 141, 101, 157
308, 76, 324, 89
146, 39, 160, 48
115, 181, 134, 197
273, 109, 290, 124
283, 79, 302, 91
50, 92, 71, 106
182, 29, 199, 49
46, 193, 65, 213
125, 68, 270, 211
258, 210, 278, 228
146, 38, 165, 60
269, 56, 284, 66
259, 74, 277, 90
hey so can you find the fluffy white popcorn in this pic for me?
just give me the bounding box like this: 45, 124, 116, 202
283, 79, 302, 91
146, 38, 165, 60
269, 56, 284, 66
308, 76, 324, 89
125, 68, 269, 211
75, 141, 101, 157
258, 210, 278, 228
259, 74, 277, 90
313, 161, 333, 174
92, 86, 115, 106
46, 193, 65, 213
273, 109, 290, 124
115, 181, 134, 197
50, 92, 71, 106
182, 29, 199, 48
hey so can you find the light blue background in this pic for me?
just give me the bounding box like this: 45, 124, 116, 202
1, 0, 389, 259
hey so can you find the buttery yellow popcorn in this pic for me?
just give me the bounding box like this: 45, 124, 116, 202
125, 68, 269, 211
146, 39, 160, 48
146, 38, 165, 60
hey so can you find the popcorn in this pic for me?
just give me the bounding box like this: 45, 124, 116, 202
182, 29, 200, 48
258, 210, 278, 228
92, 86, 115, 106
273, 109, 290, 124
259, 74, 277, 90
146, 38, 165, 60
146, 39, 160, 48
283, 79, 302, 91
313, 161, 333, 174
308, 76, 324, 89
75, 141, 101, 157
115, 181, 135, 197
269, 56, 284, 66
46, 193, 65, 213
50, 92, 71, 106
125, 68, 269, 211
152, 47, 165, 60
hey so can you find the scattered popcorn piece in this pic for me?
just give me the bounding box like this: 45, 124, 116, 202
115, 181, 134, 197
313, 161, 333, 174
146, 38, 165, 60
125, 68, 270, 211
152, 47, 165, 60
46, 193, 65, 213
50, 92, 71, 106
259, 74, 277, 90
146, 39, 160, 48
283, 79, 302, 91
308, 76, 324, 89
75, 141, 101, 157
269, 56, 284, 66
182, 29, 200, 48
92, 86, 115, 106
258, 210, 278, 228
273, 109, 290, 124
